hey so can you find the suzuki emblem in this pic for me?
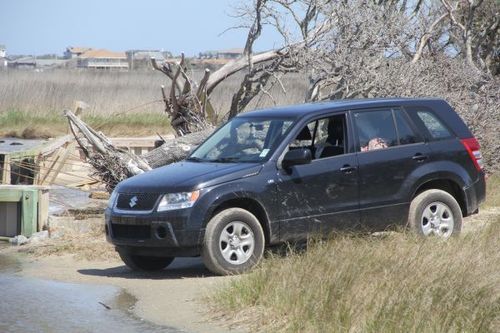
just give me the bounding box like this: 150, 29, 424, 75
129, 196, 138, 208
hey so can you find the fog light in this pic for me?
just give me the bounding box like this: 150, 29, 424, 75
156, 226, 167, 239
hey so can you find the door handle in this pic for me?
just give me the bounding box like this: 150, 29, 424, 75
412, 153, 428, 162
340, 165, 356, 174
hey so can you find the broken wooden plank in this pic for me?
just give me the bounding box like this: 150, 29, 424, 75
1, 155, 10, 184
47, 142, 76, 185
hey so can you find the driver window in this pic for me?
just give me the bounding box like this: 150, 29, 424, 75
289, 122, 315, 149
288, 114, 347, 160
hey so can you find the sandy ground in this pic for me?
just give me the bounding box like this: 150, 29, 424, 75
17, 254, 244, 333
1, 210, 245, 333
2, 206, 497, 333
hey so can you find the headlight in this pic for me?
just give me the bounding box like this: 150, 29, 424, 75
108, 189, 118, 209
157, 190, 200, 212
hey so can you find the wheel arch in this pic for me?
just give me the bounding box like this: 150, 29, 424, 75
205, 197, 271, 245
411, 178, 467, 217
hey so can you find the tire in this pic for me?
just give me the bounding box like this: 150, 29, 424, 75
408, 189, 462, 238
202, 208, 265, 275
118, 251, 174, 271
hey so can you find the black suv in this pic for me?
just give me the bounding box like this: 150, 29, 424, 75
105, 98, 486, 275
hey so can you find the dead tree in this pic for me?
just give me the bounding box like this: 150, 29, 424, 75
150, 53, 215, 136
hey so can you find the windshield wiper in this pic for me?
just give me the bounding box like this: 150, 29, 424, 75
185, 156, 205, 162
209, 157, 240, 163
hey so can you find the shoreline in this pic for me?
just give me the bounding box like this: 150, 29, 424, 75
3, 250, 243, 333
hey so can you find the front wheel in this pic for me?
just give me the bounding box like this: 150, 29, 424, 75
408, 189, 462, 238
202, 208, 265, 275
118, 251, 174, 271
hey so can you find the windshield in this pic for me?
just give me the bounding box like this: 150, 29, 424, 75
188, 117, 294, 163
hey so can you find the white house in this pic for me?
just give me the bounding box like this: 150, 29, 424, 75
77, 49, 129, 70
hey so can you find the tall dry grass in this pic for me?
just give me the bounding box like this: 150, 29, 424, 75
212, 176, 500, 333
0, 69, 307, 137
0, 69, 165, 115
213, 221, 500, 332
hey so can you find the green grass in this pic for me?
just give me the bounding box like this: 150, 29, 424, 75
212, 178, 500, 332
0, 109, 173, 138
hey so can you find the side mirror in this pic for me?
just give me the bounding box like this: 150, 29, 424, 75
282, 148, 312, 170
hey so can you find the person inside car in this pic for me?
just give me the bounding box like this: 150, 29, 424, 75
361, 137, 389, 151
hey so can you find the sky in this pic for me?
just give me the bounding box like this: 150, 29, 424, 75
0, 0, 282, 56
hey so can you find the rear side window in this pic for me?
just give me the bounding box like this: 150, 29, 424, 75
354, 110, 398, 152
416, 111, 452, 139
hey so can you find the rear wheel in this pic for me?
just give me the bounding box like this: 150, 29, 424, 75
202, 208, 265, 275
118, 251, 174, 271
408, 189, 462, 238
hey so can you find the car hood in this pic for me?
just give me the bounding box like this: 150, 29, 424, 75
116, 161, 263, 194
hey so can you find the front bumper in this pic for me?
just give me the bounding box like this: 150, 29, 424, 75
105, 208, 204, 254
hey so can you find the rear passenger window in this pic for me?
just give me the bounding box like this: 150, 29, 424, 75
416, 111, 452, 139
354, 110, 397, 152
394, 110, 420, 144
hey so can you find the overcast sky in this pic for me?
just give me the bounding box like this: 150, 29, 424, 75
0, 0, 282, 56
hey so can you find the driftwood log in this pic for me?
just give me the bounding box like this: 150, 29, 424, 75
142, 128, 214, 168
65, 109, 213, 191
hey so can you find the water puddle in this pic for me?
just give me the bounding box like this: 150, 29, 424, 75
0, 253, 183, 333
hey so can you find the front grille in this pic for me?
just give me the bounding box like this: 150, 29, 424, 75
111, 216, 151, 225
111, 223, 151, 240
116, 193, 159, 211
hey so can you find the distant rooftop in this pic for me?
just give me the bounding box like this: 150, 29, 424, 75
9, 56, 36, 63
67, 46, 91, 53
201, 48, 244, 55
127, 49, 161, 53
79, 49, 126, 59
126, 50, 165, 60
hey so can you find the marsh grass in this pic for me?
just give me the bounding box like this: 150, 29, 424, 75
0, 108, 173, 137
212, 175, 500, 333
0, 69, 307, 137
484, 173, 500, 209
213, 219, 500, 332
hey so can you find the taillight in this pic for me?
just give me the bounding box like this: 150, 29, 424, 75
461, 138, 483, 171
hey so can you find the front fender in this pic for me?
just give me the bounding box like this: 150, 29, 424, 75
187, 178, 274, 230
